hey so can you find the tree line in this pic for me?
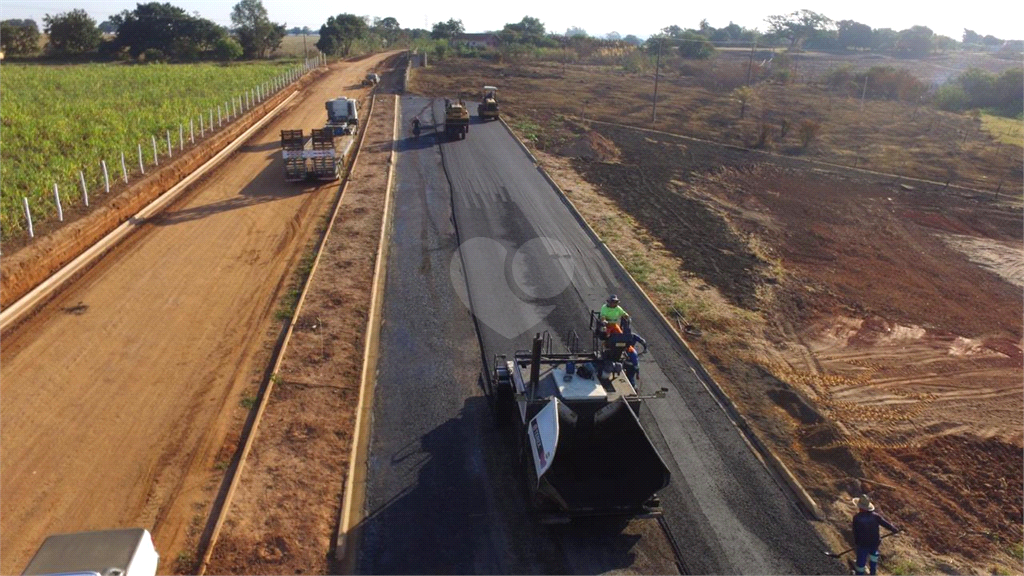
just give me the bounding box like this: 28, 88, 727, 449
0, 1, 418, 62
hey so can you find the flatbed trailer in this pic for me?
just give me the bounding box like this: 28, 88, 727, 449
280, 128, 353, 182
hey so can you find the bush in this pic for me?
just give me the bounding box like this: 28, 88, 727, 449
432, 40, 449, 60
141, 48, 166, 63
1, 19, 41, 56
823, 65, 857, 90
864, 66, 927, 101
215, 37, 243, 61
621, 50, 651, 73
756, 122, 773, 148
798, 120, 821, 149
933, 83, 969, 111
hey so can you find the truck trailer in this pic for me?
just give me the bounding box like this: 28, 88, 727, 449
280, 128, 343, 181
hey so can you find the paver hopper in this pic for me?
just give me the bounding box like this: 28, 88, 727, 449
490, 329, 670, 522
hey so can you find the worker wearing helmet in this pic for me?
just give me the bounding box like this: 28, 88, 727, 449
600, 295, 629, 328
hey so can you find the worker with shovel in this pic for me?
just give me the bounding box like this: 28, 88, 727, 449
851, 494, 901, 575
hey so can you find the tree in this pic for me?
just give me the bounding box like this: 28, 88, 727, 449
500, 16, 548, 46
934, 35, 958, 52
962, 29, 982, 45
982, 34, 1002, 47
837, 20, 873, 50
677, 31, 715, 58
605, 31, 621, 41
43, 9, 102, 55
317, 14, 367, 56
871, 28, 899, 51
993, 68, 1023, 116
895, 26, 933, 56
565, 26, 587, 37
373, 16, 401, 45
430, 19, 463, 41
98, 19, 118, 34
765, 9, 833, 49
661, 25, 684, 38
623, 34, 642, 46
721, 22, 742, 41
0, 19, 41, 55
109, 3, 225, 61
231, 0, 285, 58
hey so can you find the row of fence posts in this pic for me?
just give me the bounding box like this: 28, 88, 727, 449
21, 53, 328, 239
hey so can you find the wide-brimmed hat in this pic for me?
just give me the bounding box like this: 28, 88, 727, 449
853, 494, 875, 511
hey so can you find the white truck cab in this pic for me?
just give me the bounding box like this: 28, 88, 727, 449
21, 529, 158, 576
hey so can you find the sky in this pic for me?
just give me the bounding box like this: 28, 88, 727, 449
1, 0, 1021, 43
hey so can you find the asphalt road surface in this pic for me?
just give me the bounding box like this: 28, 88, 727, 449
358, 96, 844, 574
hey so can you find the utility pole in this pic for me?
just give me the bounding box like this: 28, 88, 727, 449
652, 38, 662, 125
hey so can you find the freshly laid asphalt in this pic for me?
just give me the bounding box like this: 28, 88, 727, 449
356, 96, 845, 574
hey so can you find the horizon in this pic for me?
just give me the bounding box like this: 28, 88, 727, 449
0, 1, 1020, 44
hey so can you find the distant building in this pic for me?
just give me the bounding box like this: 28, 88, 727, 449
457, 33, 500, 49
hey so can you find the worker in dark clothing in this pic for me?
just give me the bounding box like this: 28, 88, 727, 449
851, 494, 900, 575
622, 332, 648, 387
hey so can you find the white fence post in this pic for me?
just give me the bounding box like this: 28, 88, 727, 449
218, 105, 222, 127
232, 98, 237, 118
208, 109, 213, 132
166, 130, 172, 157
102, 160, 110, 193
54, 183, 63, 221
23, 197, 34, 238
121, 151, 129, 183
200, 114, 205, 138
225, 101, 230, 121
138, 144, 145, 174
179, 124, 184, 150
152, 135, 159, 166
79, 170, 89, 207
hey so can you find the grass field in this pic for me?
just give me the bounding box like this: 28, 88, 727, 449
0, 60, 307, 239
271, 35, 321, 59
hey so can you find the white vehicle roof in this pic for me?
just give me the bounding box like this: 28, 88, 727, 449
22, 529, 158, 576
484, 85, 498, 90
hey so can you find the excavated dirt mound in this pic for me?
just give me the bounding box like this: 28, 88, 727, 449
557, 130, 620, 163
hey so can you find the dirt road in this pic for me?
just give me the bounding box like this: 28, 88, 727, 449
0, 52, 396, 574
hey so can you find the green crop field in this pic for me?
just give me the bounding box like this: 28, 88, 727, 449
0, 60, 309, 240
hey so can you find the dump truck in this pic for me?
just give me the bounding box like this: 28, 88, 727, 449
325, 96, 359, 135
489, 319, 671, 522
280, 128, 342, 181
22, 528, 158, 576
479, 85, 499, 121
444, 98, 470, 140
